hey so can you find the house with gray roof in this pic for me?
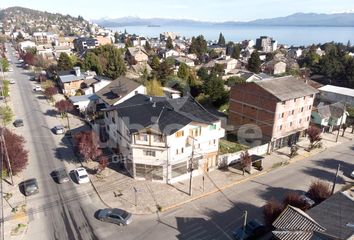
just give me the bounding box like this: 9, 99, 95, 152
58, 67, 86, 96
102, 94, 225, 183
318, 85, 354, 107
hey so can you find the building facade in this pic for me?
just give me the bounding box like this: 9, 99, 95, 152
103, 94, 225, 183
73, 37, 99, 52
229, 76, 318, 150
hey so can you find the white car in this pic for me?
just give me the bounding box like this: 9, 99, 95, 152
74, 168, 90, 184
9, 80, 15, 84
33, 86, 42, 92
8, 67, 13, 72
53, 125, 65, 135
350, 170, 354, 179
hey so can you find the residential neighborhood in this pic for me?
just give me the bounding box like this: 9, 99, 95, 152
0, 4, 354, 240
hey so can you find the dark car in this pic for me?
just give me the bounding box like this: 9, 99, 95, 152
53, 168, 70, 184
23, 178, 39, 196
232, 219, 266, 240
97, 208, 133, 226
13, 119, 24, 127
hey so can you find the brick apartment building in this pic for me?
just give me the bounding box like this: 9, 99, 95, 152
229, 76, 319, 150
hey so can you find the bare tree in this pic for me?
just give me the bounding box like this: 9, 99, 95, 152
306, 126, 322, 150
240, 150, 252, 175
74, 131, 102, 162
55, 100, 74, 129
263, 199, 284, 227
283, 191, 309, 211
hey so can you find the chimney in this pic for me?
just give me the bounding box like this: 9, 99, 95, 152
73, 66, 81, 77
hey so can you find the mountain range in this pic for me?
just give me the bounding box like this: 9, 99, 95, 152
94, 12, 354, 27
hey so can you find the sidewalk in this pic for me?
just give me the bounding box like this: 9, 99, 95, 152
89, 129, 354, 215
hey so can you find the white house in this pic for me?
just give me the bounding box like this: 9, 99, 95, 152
19, 40, 36, 51
95, 76, 146, 107
318, 85, 354, 106
163, 49, 180, 59
103, 94, 225, 183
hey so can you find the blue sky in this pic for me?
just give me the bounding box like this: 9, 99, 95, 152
1, 0, 354, 21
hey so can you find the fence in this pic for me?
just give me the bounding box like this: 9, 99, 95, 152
218, 143, 269, 168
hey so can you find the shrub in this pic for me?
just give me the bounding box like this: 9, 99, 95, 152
307, 180, 331, 205
263, 199, 284, 226
283, 191, 309, 211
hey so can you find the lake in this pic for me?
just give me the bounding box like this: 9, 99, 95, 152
110, 25, 354, 46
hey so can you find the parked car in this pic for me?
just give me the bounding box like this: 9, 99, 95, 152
97, 208, 133, 226
29, 76, 36, 81
52, 168, 70, 184
300, 194, 315, 208
350, 170, 354, 179
73, 167, 89, 184
9, 79, 15, 84
33, 86, 42, 92
53, 125, 65, 135
13, 119, 24, 127
8, 67, 13, 72
232, 219, 266, 240
23, 178, 39, 196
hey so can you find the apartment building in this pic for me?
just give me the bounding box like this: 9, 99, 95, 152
73, 37, 99, 52
255, 36, 277, 53
33, 32, 56, 45
103, 94, 225, 183
229, 76, 318, 150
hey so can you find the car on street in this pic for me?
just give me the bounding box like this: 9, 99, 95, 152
350, 170, 354, 179
33, 85, 42, 92
18, 59, 24, 63
29, 76, 36, 81
8, 67, 13, 72
13, 119, 24, 127
300, 194, 315, 208
9, 79, 15, 84
232, 219, 266, 240
52, 168, 70, 184
53, 125, 65, 135
73, 167, 90, 184
23, 178, 39, 196
97, 208, 133, 226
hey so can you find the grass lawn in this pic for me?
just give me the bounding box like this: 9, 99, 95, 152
219, 139, 248, 154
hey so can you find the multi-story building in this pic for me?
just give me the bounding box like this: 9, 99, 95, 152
33, 32, 56, 45
73, 37, 99, 52
103, 94, 225, 183
229, 76, 318, 150
256, 36, 277, 53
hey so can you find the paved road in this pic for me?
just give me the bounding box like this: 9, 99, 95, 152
4, 43, 354, 240
5, 44, 120, 240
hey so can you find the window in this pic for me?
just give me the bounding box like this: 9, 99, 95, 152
301, 107, 304, 112
105, 112, 108, 118
281, 101, 285, 105
190, 127, 201, 137
175, 130, 184, 138
143, 150, 156, 157
112, 117, 115, 124
176, 148, 184, 155
279, 125, 283, 130
299, 119, 302, 124
307, 116, 310, 121
291, 110, 295, 115
278, 113, 284, 119
213, 139, 216, 145
106, 125, 110, 131
153, 135, 164, 143
289, 122, 292, 127
171, 161, 187, 178
138, 133, 148, 141
308, 105, 312, 110
209, 124, 217, 130
294, 99, 296, 102
303, 97, 306, 100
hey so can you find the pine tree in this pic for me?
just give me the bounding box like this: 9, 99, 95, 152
248, 51, 261, 73
177, 63, 189, 80
218, 32, 226, 46
231, 44, 241, 59
166, 36, 173, 49
58, 53, 73, 70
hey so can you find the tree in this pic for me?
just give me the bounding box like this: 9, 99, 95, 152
0, 106, 13, 126
307, 181, 331, 205
283, 192, 309, 211
204, 71, 228, 107
231, 44, 241, 59
114, 32, 119, 44
306, 126, 322, 150
58, 53, 73, 71
83, 52, 103, 75
208, 49, 219, 59
150, 55, 160, 71
23, 52, 35, 66
1, 128, 29, 175
74, 131, 102, 161
226, 76, 245, 87
144, 41, 152, 52
157, 59, 174, 82
146, 79, 164, 96
97, 156, 109, 172
342, 123, 348, 137
1, 80, 10, 99
55, 100, 74, 129
240, 151, 252, 175
197, 67, 209, 81
0, 58, 9, 72
44, 86, 57, 101
177, 63, 189, 80
248, 51, 261, 73
166, 36, 173, 49
189, 35, 207, 60
217, 32, 226, 47
125, 38, 133, 48
263, 199, 284, 226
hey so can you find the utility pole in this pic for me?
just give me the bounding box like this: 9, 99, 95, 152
336, 102, 346, 142
331, 164, 341, 195
0, 129, 4, 240
188, 137, 195, 196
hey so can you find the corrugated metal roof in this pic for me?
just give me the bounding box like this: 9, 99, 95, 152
255, 76, 319, 101
319, 85, 354, 98
273, 230, 313, 240
273, 205, 326, 232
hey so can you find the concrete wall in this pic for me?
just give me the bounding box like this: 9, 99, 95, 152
218, 143, 269, 167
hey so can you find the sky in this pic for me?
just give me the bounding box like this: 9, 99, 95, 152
1, 0, 354, 22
